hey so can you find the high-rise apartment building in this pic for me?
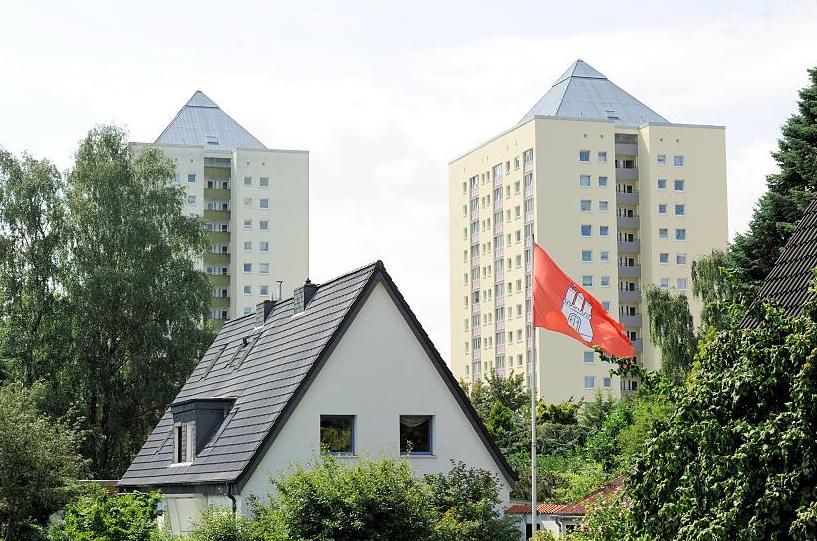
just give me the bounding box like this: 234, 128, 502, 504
449, 60, 727, 402
136, 91, 308, 324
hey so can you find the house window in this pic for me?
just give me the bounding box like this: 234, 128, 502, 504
400, 415, 432, 455
674, 179, 685, 191
600, 251, 610, 262
673, 155, 684, 167
260, 241, 269, 252
599, 225, 609, 237
676, 228, 687, 241
597, 151, 607, 163
581, 250, 592, 262
320, 415, 355, 455
675, 204, 685, 216
599, 201, 609, 212
656, 154, 666, 166
676, 253, 687, 265
677, 278, 689, 290
243, 241, 252, 251
579, 175, 591, 187
187, 174, 196, 183
260, 220, 269, 231
243, 263, 252, 273
582, 275, 593, 287
660, 277, 670, 289
584, 376, 596, 390
187, 195, 196, 205
244, 197, 253, 207
600, 275, 610, 287
243, 219, 253, 230
259, 285, 269, 296
174, 422, 195, 463
579, 150, 590, 162
259, 198, 270, 209
243, 285, 252, 295
583, 351, 594, 364
260, 176, 269, 187
659, 253, 669, 264
602, 301, 611, 311
658, 203, 667, 215
244, 176, 252, 186
580, 225, 592, 237
659, 228, 668, 240
603, 377, 612, 388
259, 263, 270, 274
657, 179, 667, 190
598, 176, 608, 187
580, 200, 592, 212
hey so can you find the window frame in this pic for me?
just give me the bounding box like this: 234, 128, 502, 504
319, 415, 356, 456
399, 415, 434, 456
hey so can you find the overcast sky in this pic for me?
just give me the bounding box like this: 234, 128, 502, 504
2, 0, 816, 357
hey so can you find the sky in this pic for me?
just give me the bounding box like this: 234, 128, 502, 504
2, 0, 816, 357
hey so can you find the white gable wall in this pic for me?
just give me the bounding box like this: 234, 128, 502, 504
239, 280, 512, 512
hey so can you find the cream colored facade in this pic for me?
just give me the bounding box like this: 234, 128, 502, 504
449, 62, 727, 402
135, 91, 309, 325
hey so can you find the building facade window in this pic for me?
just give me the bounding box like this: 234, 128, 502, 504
659, 252, 669, 264
584, 376, 596, 390
598, 176, 608, 187
676, 228, 687, 240
659, 228, 668, 240
656, 154, 666, 166
600, 225, 609, 237
597, 151, 607, 163
400, 415, 432, 455
657, 178, 667, 189
582, 275, 593, 287
673, 155, 685, 167
580, 200, 592, 212
599, 201, 609, 212
259, 176, 269, 187
320, 415, 355, 455
677, 278, 689, 290
583, 351, 594, 363
581, 225, 592, 237
580, 175, 591, 187
658, 203, 667, 214
600, 251, 610, 262
581, 250, 592, 262
674, 179, 685, 191
244, 176, 252, 186
579, 150, 590, 162
600, 275, 610, 287
187, 174, 196, 183
676, 253, 687, 265
243, 219, 253, 229
675, 204, 685, 215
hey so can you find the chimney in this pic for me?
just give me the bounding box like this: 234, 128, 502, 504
275, 280, 284, 301
255, 299, 274, 328
293, 278, 318, 314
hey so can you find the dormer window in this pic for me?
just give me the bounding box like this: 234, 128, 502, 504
206, 135, 219, 145
174, 421, 195, 463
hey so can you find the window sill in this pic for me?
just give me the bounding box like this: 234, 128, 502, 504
400, 453, 436, 458
169, 462, 193, 467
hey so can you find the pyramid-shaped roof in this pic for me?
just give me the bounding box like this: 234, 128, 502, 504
519, 60, 668, 126
155, 91, 266, 150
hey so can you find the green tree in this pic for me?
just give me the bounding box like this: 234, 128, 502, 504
189, 507, 255, 541
731, 67, 817, 287
49, 487, 166, 541
62, 126, 213, 477
0, 383, 87, 541
252, 455, 437, 541
627, 298, 817, 540
642, 286, 696, 379
0, 150, 66, 386
424, 461, 520, 541
691, 250, 749, 332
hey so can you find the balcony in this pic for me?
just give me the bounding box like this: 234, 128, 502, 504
618, 264, 641, 279
496, 344, 505, 355
471, 255, 480, 268
524, 185, 534, 198
473, 348, 481, 360
496, 320, 505, 331
472, 326, 481, 337
494, 221, 503, 234
617, 240, 641, 253
619, 314, 643, 327
617, 216, 640, 229
616, 191, 639, 205
494, 247, 504, 258
618, 289, 642, 303
525, 211, 535, 223
494, 198, 502, 211
524, 160, 534, 173
471, 278, 480, 291
615, 143, 638, 156
494, 175, 503, 188
471, 302, 480, 314
632, 340, 643, 353
616, 167, 639, 181
470, 186, 479, 198
495, 271, 504, 283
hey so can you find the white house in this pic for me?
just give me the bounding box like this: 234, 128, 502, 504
119, 261, 516, 535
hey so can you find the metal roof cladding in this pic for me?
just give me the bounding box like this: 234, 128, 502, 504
155, 90, 267, 150
519, 59, 668, 126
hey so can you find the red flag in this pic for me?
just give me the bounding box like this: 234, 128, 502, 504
532, 242, 635, 358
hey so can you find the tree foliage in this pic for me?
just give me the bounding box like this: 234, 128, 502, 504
0, 383, 87, 541
49, 487, 166, 541
731, 67, 817, 286
643, 286, 696, 379
628, 300, 817, 540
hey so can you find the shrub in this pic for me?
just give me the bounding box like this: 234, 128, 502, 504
189, 507, 254, 541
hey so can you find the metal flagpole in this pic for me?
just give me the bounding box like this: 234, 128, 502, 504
530, 233, 537, 537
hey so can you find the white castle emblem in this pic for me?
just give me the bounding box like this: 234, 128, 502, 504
561, 286, 593, 341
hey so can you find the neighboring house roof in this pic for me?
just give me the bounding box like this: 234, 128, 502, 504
506, 476, 625, 517
744, 197, 817, 326
519, 59, 668, 126
119, 261, 515, 488
154, 90, 266, 150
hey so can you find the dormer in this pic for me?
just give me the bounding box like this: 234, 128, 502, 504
170, 397, 235, 463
